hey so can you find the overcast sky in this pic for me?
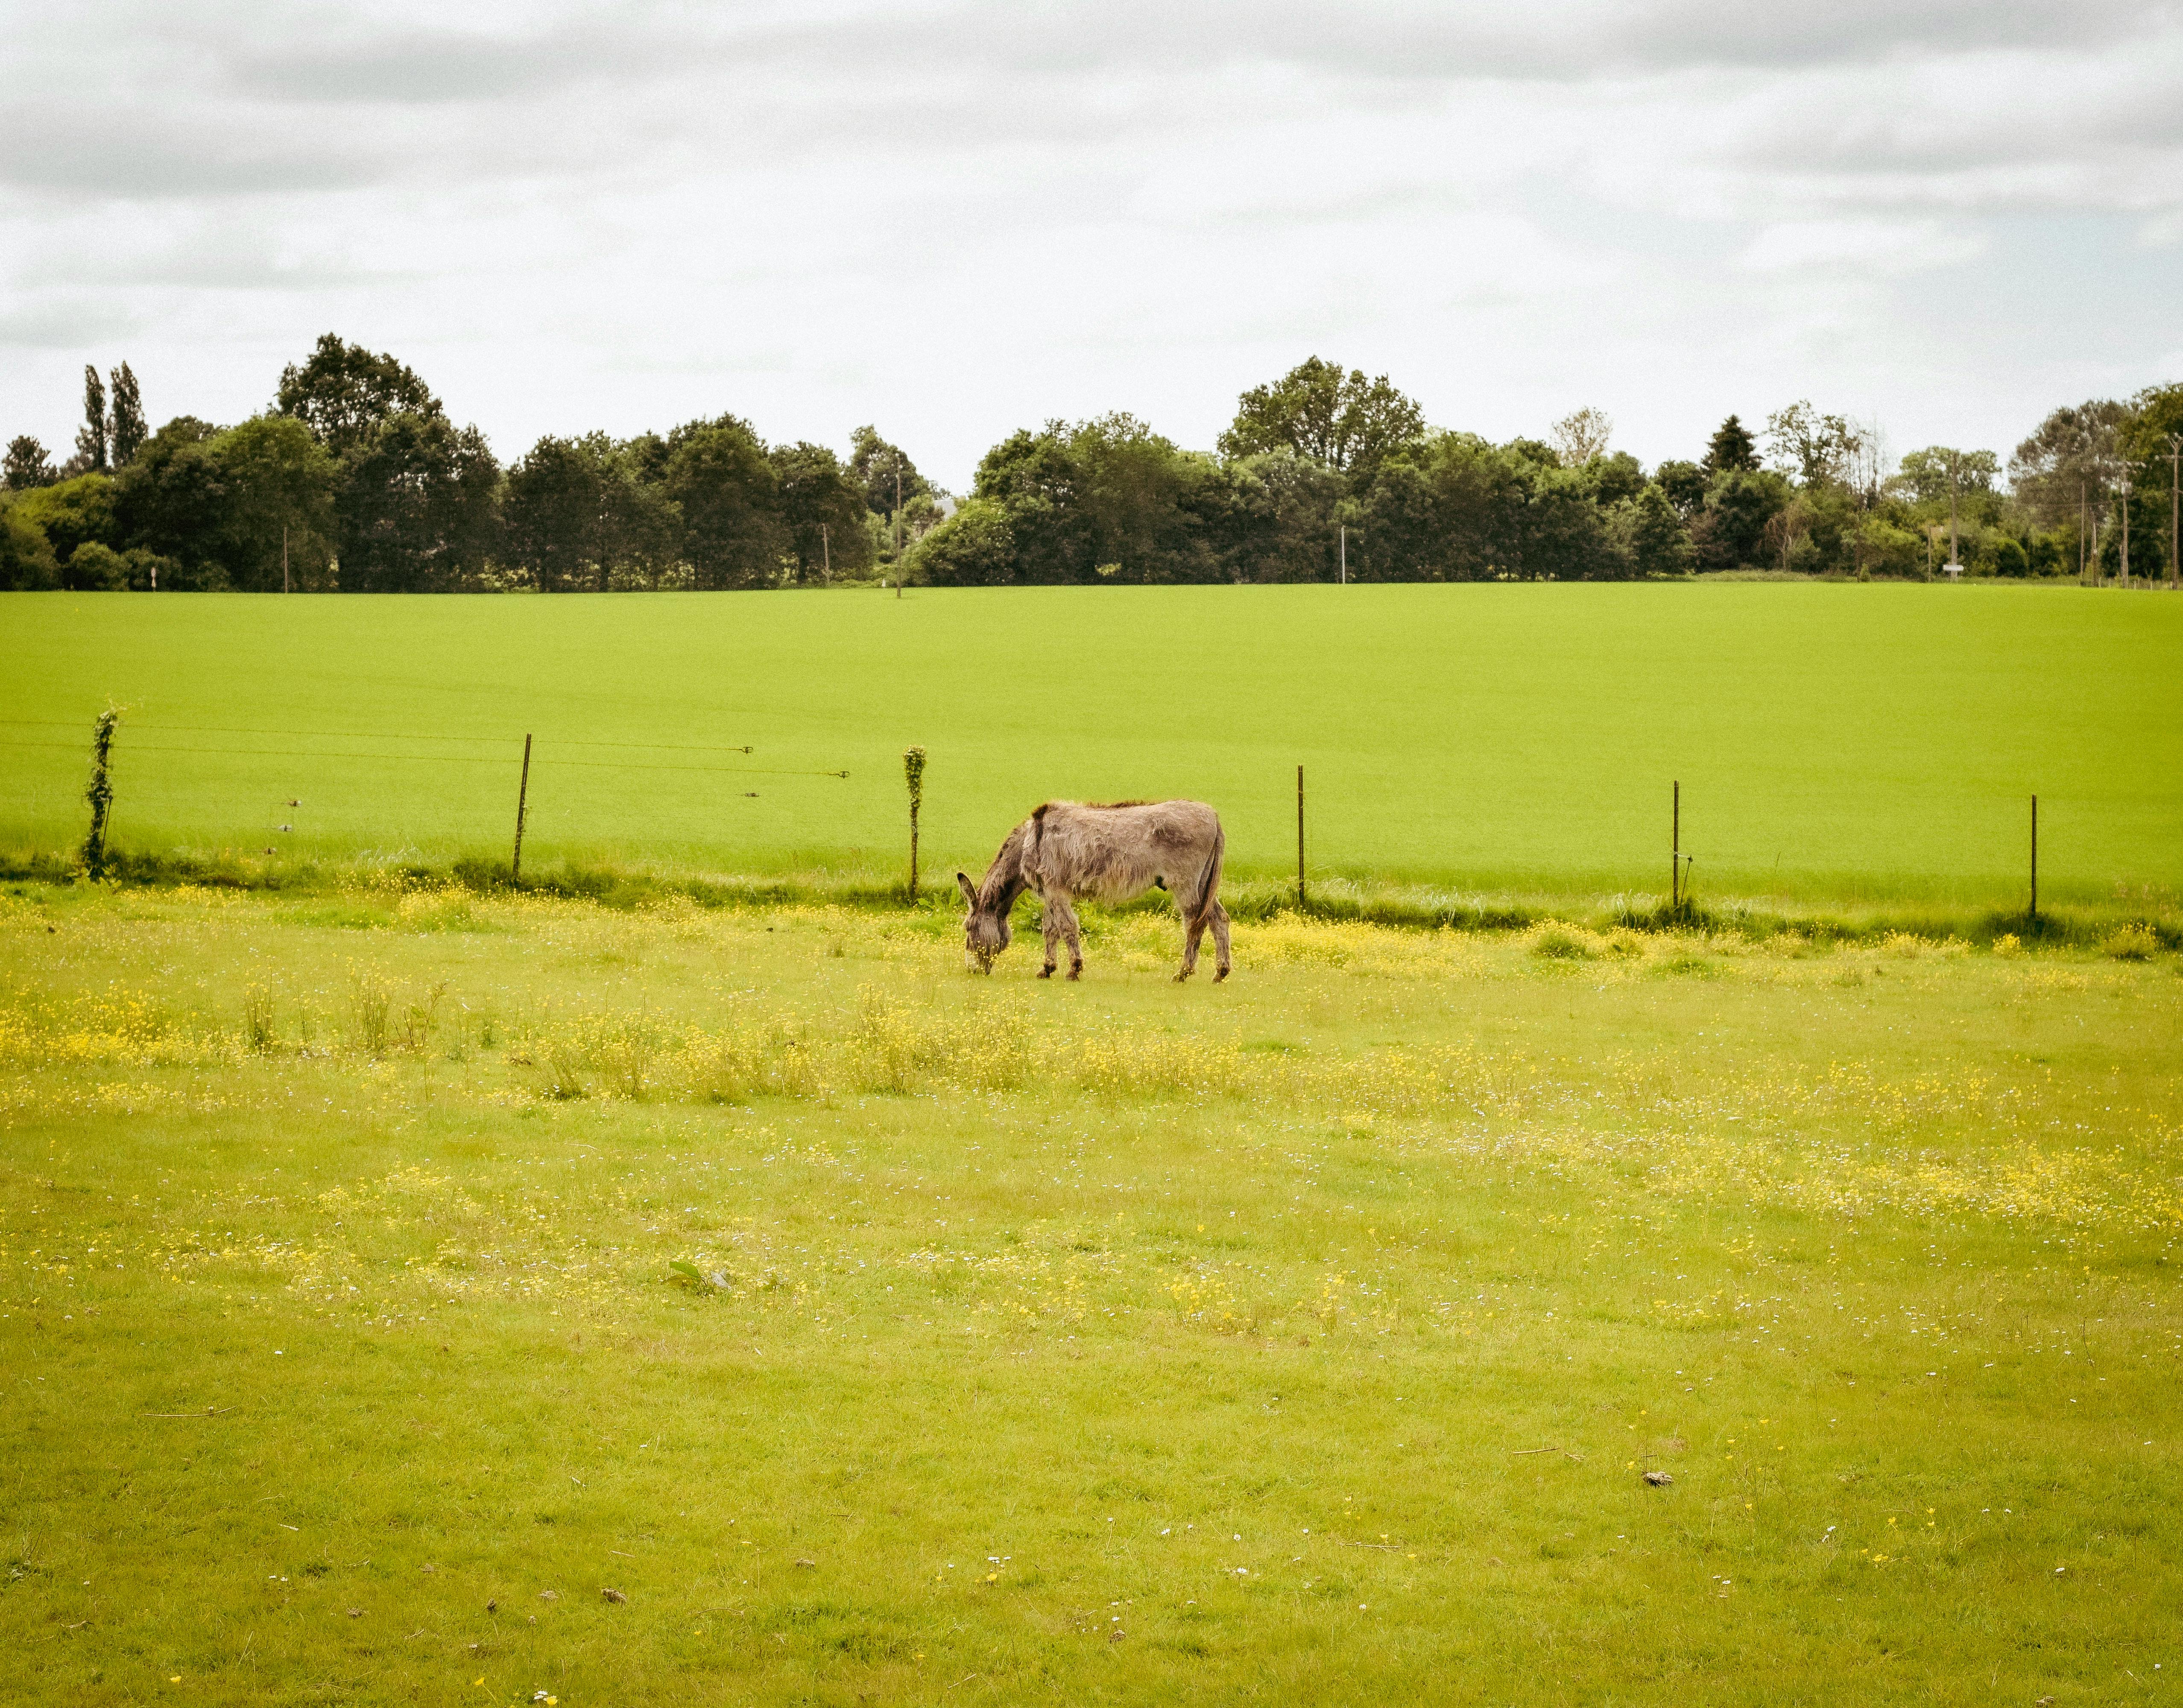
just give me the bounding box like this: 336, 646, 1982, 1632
4, 0, 2179, 487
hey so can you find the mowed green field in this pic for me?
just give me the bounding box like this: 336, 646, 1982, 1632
4, 584, 2178, 905
1, 886, 2179, 1704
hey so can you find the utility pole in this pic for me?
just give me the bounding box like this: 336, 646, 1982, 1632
820, 522, 830, 580
1339, 525, 1347, 585
2120, 474, 2132, 588
282, 524, 290, 594
2078, 481, 2087, 583
894, 466, 904, 599
2169, 434, 2180, 591
1946, 449, 1961, 571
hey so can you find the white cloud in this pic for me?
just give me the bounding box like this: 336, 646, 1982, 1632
1739, 218, 1988, 275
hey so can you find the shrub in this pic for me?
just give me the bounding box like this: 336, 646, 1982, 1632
64, 542, 131, 591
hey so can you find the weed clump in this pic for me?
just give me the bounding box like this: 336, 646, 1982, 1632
1529, 924, 1594, 961
2102, 925, 2159, 962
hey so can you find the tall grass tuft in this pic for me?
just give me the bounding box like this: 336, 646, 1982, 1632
242, 986, 278, 1054
348, 968, 392, 1056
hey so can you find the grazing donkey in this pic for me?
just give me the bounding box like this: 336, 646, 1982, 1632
957, 800, 1230, 983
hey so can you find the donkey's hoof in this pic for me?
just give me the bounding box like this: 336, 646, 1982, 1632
1214, 967, 1230, 983
1172, 970, 1192, 983
1066, 964, 1083, 982
1038, 965, 1055, 979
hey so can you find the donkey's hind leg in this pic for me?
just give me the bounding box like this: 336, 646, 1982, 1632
1176, 905, 1206, 982
1209, 901, 1232, 982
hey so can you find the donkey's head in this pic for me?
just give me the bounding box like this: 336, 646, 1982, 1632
957, 870, 1010, 972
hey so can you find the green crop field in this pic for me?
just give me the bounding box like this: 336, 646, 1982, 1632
1, 886, 2179, 1705
4, 584, 2178, 907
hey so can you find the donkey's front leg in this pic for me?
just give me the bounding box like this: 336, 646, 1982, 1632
1045, 893, 1085, 980
1038, 895, 1062, 978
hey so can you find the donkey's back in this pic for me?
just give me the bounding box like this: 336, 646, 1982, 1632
1031, 799, 1221, 907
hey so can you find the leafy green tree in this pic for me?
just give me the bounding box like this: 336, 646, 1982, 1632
4, 436, 56, 490
1218, 358, 1423, 483
1690, 467, 1790, 570
0, 502, 59, 588
1583, 450, 1645, 507
1892, 447, 1999, 507
770, 442, 871, 581
1764, 401, 1865, 488
335, 414, 500, 592
1702, 415, 1759, 477
71, 366, 108, 474
1227, 450, 1343, 581
2007, 399, 2129, 528
1653, 459, 1706, 518
665, 421, 784, 589
847, 426, 928, 518
910, 497, 1017, 586
108, 363, 148, 466
11, 473, 117, 563
973, 426, 1093, 583
276, 334, 442, 456
1613, 483, 1692, 578
505, 433, 678, 592
1065, 413, 1206, 582
114, 418, 231, 587
210, 415, 339, 591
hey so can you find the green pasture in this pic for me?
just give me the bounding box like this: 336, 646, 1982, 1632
2, 584, 2178, 906
1, 885, 2179, 1704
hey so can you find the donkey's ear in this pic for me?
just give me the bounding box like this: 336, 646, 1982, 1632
956, 871, 978, 907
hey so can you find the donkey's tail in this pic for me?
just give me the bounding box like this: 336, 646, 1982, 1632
1189, 818, 1225, 920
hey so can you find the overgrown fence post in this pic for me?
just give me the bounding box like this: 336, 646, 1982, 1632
904, 746, 926, 903
81, 707, 119, 880
511, 734, 533, 884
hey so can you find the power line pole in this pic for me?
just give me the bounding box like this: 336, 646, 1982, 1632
282, 524, 290, 594
820, 522, 829, 580
1339, 525, 1346, 584
2120, 473, 2132, 589
2169, 433, 2180, 591
1947, 450, 1960, 571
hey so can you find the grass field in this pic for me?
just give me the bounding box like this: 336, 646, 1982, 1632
3, 880, 2180, 1703
5, 584, 2180, 907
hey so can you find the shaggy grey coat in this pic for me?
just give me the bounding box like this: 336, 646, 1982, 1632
957, 799, 1230, 982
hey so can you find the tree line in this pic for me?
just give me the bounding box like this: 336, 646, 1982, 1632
3, 337, 2177, 591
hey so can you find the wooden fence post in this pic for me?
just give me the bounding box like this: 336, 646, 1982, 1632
1296, 765, 1306, 910
1671, 780, 1680, 910
2029, 793, 2038, 923
511, 734, 533, 883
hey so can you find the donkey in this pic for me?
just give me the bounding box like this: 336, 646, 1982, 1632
957, 800, 1231, 983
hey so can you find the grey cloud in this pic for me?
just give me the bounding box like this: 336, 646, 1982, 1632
163, 0, 2183, 115
0, 106, 391, 197
0, 296, 146, 348
231, 22, 685, 104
